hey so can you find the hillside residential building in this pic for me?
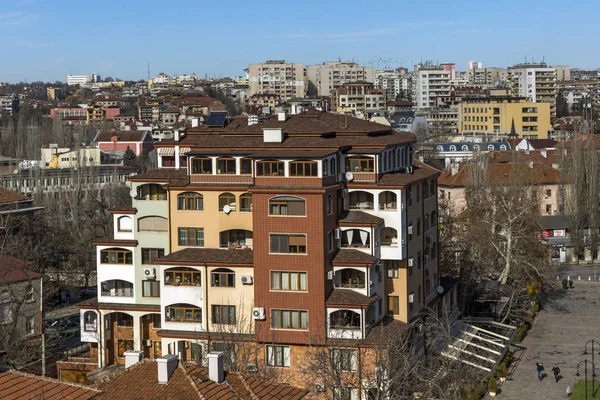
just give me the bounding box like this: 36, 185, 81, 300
508, 63, 557, 117
61, 111, 455, 392
93, 131, 154, 156
247, 61, 305, 101
331, 82, 387, 117
67, 74, 99, 87
306, 62, 375, 96
458, 96, 552, 139
0, 95, 19, 116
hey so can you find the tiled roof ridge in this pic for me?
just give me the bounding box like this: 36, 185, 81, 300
5, 368, 102, 393
234, 372, 259, 400
178, 362, 205, 399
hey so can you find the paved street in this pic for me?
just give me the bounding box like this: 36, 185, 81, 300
499, 279, 600, 399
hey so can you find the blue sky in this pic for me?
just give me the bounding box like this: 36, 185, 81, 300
1, 0, 598, 83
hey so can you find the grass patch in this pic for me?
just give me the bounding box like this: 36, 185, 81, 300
571, 380, 600, 400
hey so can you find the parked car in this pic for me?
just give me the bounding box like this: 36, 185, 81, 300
79, 287, 97, 299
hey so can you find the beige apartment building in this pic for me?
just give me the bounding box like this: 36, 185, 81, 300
247, 60, 305, 101
306, 61, 375, 96
458, 96, 552, 139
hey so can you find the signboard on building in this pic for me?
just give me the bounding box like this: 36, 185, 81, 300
554, 229, 566, 237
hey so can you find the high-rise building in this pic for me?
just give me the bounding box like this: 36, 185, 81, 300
247, 60, 305, 101
375, 69, 411, 100
466, 61, 483, 71
331, 82, 387, 116
413, 64, 452, 109
306, 62, 375, 96
64, 111, 450, 390
508, 63, 557, 117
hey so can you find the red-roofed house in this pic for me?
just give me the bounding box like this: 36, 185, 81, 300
93, 131, 153, 156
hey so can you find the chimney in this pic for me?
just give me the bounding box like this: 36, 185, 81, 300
541, 148, 547, 159
157, 354, 179, 384
278, 111, 287, 122
0, 350, 5, 368
207, 351, 225, 384
450, 163, 459, 176
124, 350, 143, 369
174, 130, 181, 142
528, 161, 534, 169
262, 127, 284, 143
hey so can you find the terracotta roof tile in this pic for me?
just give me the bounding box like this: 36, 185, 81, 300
332, 249, 376, 266
243, 376, 308, 399
0, 256, 40, 284
326, 289, 380, 307
0, 187, 29, 204
157, 248, 253, 266
376, 161, 440, 187
338, 211, 383, 226
438, 162, 565, 187
94, 131, 148, 142
0, 369, 100, 399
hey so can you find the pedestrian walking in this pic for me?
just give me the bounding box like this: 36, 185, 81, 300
567, 385, 572, 397
536, 361, 545, 381
551, 364, 561, 382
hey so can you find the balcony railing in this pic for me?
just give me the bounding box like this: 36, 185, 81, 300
334, 281, 366, 289
101, 289, 133, 297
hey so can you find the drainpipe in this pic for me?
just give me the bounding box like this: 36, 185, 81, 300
40, 277, 45, 376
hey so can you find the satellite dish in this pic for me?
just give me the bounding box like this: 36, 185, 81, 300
436, 286, 445, 295
345, 172, 354, 181
129, 189, 138, 198
223, 204, 231, 214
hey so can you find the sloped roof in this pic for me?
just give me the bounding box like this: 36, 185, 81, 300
338, 211, 383, 226
438, 162, 564, 187
157, 248, 253, 266
332, 249, 376, 266
0, 188, 28, 204
0, 256, 40, 284
0, 369, 100, 399
326, 290, 380, 307
377, 161, 440, 187
94, 131, 149, 142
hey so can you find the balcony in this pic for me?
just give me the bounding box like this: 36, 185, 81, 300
333, 269, 366, 290
326, 306, 377, 340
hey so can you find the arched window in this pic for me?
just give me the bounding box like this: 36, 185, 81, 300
101, 279, 133, 297
269, 196, 305, 216
429, 181, 435, 197
329, 158, 336, 175
257, 160, 284, 176
399, 117, 406, 123
380, 227, 398, 246
473, 145, 480, 151
100, 248, 132, 264
500, 145, 507, 151
239, 193, 252, 212
138, 216, 168, 232
449, 145, 456, 152
342, 229, 370, 248
177, 192, 203, 211
437, 145, 443, 152
192, 157, 212, 174
407, 117, 413, 123
461, 145, 469, 151
219, 193, 236, 212
84, 311, 97, 332
432, 242, 438, 259
290, 161, 318, 176
323, 159, 329, 176
431, 211, 438, 227
216, 157, 236, 174
487, 145, 494, 151
165, 304, 202, 323
164, 267, 201, 286
330, 310, 360, 329
422, 182, 428, 199
379, 191, 397, 210
117, 216, 132, 232
137, 184, 166, 200
211, 268, 235, 287
348, 191, 374, 210
424, 214, 429, 231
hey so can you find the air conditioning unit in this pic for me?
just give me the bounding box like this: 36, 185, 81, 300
315, 384, 325, 393
327, 271, 334, 280
426, 236, 432, 245
408, 258, 414, 267
252, 307, 266, 320
408, 294, 414, 303
241, 275, 253, 285
247, 364, 258, 373
144, 267, 156, 280
145, 339, 152, 347
334, 228, 342, 240
408, 226, 413, 234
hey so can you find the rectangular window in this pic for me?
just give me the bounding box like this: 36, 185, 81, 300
267, 345, 290, 367
212, 305, 236, 325
100, 249, 133, 264
289, 161, 318, 176
164, 269, 202, 286
328, 231, 335, 252
192, 158, 212, 174
25, 315, 35, 335
269, 197, 305, 216
142, 280, 160, 297
25, 284, 35, 302
270, 271, 307, 291
386, 260, 399, 279
270, 234, 307, 254
271, 309, 308, 329
217, 158, 236, 174
241, 158, 252, 174
331, 348, 357, 371
388, 296, 400, 315
117, 339, 134, 357
178, 228, 204, 247
165, 305, 202, 323
211, 270, 235, 287
141, 248, 164, 265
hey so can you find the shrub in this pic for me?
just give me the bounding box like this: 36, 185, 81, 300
499, 363, 508, 378
488, 377, 498, 393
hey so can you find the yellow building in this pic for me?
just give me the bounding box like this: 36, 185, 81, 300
458, 97, 551, 139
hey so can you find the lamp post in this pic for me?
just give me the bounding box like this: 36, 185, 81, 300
584, 340, 600, 397
577, 360, 597, 400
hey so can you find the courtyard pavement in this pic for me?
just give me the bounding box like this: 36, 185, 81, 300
498, 280, 600, 399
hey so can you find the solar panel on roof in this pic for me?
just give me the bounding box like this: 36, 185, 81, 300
206, 112, 227, 127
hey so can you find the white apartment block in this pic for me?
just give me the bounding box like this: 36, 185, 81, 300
247, 60, 305, 101
508, 63, 557, 116
375, 70, 410, 100
306, 62, 375, 96
67, 74, 99, 86
414, 67, 451, 109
